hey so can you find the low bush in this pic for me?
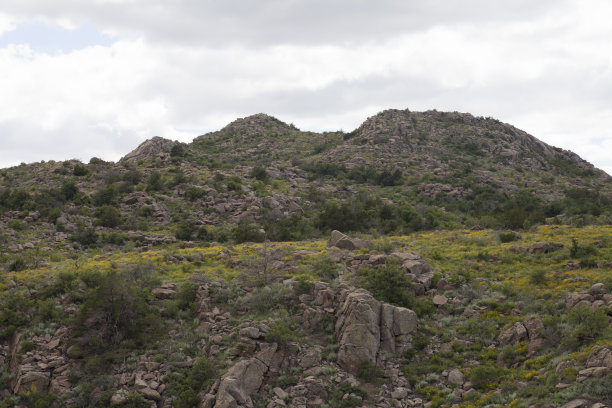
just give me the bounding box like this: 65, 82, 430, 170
469, 364, 507, 390
356, 360, 385, 384
96, 205, 122, 228
357, 259, 413, 308
265, 315, 298, 348
499, 231, 520, 243
176, 282, 199, 311
73, 163, 89, 176
166, 357, 216, 408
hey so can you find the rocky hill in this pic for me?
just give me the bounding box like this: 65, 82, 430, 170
0, 109, 611, 408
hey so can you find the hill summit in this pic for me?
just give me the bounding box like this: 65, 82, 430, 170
1, 108, 610, 246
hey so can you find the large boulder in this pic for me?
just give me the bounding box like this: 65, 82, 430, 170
13, 368, 50, 394
586, 346, 612, 369
335, 289, 417, 373
327, 230, 369, 250
335, 289, 381, 373
523, 316, 545, 354
378, 303, 418, 360
213, 344, 277, 408
498, 322, 528, 346
528, 242, 563, 254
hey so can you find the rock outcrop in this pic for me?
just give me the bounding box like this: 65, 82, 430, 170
566, 283, 612, 309
335, 289, 417, 373
213, 343, 277, 408
327, 230, 370, 251
120, 136, 178, 163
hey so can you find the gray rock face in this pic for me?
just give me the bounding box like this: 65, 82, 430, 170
213, 344, 277, 408
327, 230, 369, 250
120, 136, 177, 163
447, 368, 464, 385
12, 369, 50, 394
335, 289, 417, 373
586, 346, 612, 369
498, 322, 528, 346
335, 289, 381, 373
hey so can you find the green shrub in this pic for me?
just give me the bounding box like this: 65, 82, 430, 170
570, 238, 599, 258
356, 360, 384, 384
469, 365, 507, 390
563, 305, 610, 349
146, 171, 164, 192
265, 316, 297, 347
73, 164, 89, 176
188, 357, 216, 390
327, 382, 368, 408
22, 390, 57, 408
70, 227, 98, 248
93, 184, 118, 206
20, 339, 35, 353
96, 205, 122, 228
498, 231, 519, 243
174, 221, 197, 241
101, 232, 126, 245
238, 283, 290, 313
184, 186, 205, 201
8, 257, 27, 271
529, 269, 547, 285
232, 221, 265, 243
166, 357, 216, 408
7, 219, 24, 230
115, 392, 151, 408
357, 259, 413, 308
250, 165, 269, 181
170, 144, 186, 158
137, 206, 154, 217
61, 181, 79, 201
74, 269, 160, 348
176, 282, 199, 311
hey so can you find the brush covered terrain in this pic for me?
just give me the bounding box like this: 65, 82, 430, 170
1, 109, 611, 408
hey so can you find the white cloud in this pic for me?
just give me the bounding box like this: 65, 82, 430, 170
0, 13, 17, 35
0, 0, 611, 174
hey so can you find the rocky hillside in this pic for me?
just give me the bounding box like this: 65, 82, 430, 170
1, 109, 611, 259
0, 109, 611, 408
1, 226, 611, 408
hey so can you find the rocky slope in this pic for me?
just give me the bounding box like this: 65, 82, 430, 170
0, 109, 611, 260
1, 227, 611, 408
1, 109, 612, 408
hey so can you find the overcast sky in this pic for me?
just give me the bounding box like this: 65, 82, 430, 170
0, 1, 611, 174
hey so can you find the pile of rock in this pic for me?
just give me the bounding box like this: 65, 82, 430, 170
509, 241, 564, 254
565, 283, 612, 310
9, 327, 72, 396
497, 316, 545, 356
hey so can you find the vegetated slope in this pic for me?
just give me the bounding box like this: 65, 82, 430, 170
0, 108, 611, 255
1, 226, 611, 407
1, 110, 612, 408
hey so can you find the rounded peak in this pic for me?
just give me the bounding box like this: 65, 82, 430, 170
120, 136, 178, 163
221, 113, 295, 134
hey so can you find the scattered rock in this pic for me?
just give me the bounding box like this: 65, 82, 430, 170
498, 322, 528, 346
447, 368, 464, 385
327, 230, 369, 250
564, 399, 588, 408
433, 295, 448, 306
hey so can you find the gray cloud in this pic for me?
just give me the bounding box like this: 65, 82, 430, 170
2, 0, 561, 46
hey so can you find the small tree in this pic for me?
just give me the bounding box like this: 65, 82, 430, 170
146, 171, 164, 192
96, 205, 122, 228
